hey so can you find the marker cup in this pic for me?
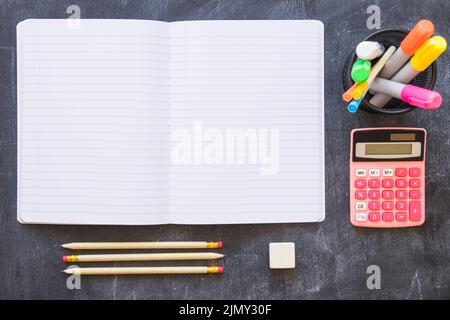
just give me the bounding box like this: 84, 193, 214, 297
342, 28, 437, 114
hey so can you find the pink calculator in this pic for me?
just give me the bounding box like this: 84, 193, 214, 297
350, 128, 426, 228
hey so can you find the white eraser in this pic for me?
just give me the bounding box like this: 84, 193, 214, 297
269, 242, 296, 269
356, 41, 385, 60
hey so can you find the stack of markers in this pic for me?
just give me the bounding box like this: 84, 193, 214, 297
344, 20, 447, 113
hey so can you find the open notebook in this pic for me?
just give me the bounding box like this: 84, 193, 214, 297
17, 19, 324, 225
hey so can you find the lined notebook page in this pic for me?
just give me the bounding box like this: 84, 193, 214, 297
17, 20, 170, 224
169, 21, 325, 224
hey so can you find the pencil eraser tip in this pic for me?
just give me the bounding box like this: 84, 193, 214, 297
62, 256, 68, 263
218, 266, 224, 273
217, 241, 223, 248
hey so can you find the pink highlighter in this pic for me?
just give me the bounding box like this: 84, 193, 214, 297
370, 77, 442, 110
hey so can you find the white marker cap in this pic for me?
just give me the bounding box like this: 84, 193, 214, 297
356, 41, 385, 60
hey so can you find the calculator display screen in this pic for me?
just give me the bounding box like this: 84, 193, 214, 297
352, 129, 425, 162
365, 143, 412, 155
355, 142, 421, 159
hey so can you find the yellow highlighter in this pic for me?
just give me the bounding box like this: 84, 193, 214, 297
352, 82, 369, 100
370, 36, 447, 107
410, 36, 447, 72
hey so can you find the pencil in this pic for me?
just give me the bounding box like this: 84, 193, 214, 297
62, 252, 224, 262
347, 46, 396, 113
62, 266, 223, 275
352, 46, 396, 100
61, 241, 222, 250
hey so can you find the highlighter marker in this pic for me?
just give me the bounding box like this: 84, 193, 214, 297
379, 20, 434, 79
352, 82, 368, 100
347, 46, 396, 112
342, 83, 358, 102
370, 77, 442, 110
347, 98, 363, 113
351, 59, 371, 83
370, 36, 447, 108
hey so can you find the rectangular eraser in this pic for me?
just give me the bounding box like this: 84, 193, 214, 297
269, 242, 296, 269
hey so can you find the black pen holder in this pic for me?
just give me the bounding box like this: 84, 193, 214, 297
342, 28, 437, 114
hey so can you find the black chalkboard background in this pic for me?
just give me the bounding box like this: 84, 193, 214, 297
0, 0, 449, 299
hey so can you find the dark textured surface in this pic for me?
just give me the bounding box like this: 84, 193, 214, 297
0, 0, 449, 300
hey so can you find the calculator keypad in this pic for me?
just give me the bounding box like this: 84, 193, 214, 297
351, 166, 423, 227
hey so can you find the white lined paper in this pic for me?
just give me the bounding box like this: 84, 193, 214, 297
17, 19, 324, 225
17, 20, 170, 224
168, 20, 324, 224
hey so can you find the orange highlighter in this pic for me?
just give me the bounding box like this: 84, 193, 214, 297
379, 20, 434, 79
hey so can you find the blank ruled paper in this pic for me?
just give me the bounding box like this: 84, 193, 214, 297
168, 21, 324, 224
17, 19, 324, 225
17, 20, 170, 224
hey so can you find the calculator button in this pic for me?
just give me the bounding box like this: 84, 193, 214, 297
382, 212, 394, 222
409, 179, 421, 188
368, 179, 380, 188
356, 202, 366, 210
409, 190, 421, 199
396, 201, 408, 211
409, 201, 422, 221
355, 213, 367, 221
355, 179, 367, 189
396, 212, 408, 222
382, 190, 394, 200
368, 190, 380, 200
396, 190, 408, 200
395, 168, 408, 177
395, 179, 408, 188
409, 168, 421, 177
355, 169, 367, 177
368, 212, 380, 222
355, 190, 367, 200
368, 201, 380, 210
382, 169, 394, 177
382, 179, 394, 188
369, 169, 380, 177
382, 201, 394, 210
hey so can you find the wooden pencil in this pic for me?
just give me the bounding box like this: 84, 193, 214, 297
61, 241, 222, 250
63, 266, 223, 275
62, 252, 224, 262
